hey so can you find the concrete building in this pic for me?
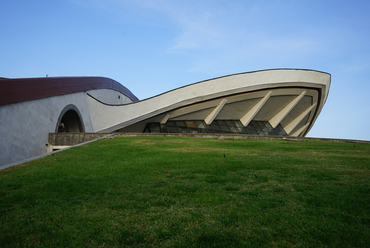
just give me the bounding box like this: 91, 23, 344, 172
0, 69, 330, 167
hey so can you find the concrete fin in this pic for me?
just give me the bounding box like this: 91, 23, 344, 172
160, 114, 170, 124
285, 103, 317, 135
240, 91, 272, 127
204, 99, 227, 125
269, 91, 306, 128
291, 123, 309, 137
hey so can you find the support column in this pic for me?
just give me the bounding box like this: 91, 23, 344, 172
204, 99, 227, 125
160, 114, 170, 124
269, 91, 306, 128
284, 103, 316, 135
240, 91, 272, 127
291, 123, 309, 137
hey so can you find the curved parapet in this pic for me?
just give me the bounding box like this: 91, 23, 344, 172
0, 76, 139, 106
87, 69, 330, 137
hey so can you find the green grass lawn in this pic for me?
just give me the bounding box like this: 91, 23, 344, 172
1, 136, 370, 247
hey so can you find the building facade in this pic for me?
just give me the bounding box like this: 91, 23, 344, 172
0, 69, 331, 166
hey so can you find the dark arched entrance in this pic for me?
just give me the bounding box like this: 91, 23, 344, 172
56, 105, 85, 133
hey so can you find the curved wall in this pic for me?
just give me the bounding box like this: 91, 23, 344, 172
0, 92, 93, 166
0, 87, 134, 167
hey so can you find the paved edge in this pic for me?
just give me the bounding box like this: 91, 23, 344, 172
113, 133, 370, 143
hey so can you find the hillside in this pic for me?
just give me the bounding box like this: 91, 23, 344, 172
1, 136, 369, 247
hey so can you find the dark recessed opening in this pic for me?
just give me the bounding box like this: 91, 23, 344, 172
58, 110, 83, 133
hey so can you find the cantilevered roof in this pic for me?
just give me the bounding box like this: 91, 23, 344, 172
85, 69, 330, 137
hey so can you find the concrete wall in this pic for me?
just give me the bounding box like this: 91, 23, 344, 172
86, 89, 133, 105
48, 133, 110, 146
0, 88, 129, 166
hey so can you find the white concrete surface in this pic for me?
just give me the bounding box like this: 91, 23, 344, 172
0, 69, 330, 167
0, 89, 132, 166
86, 89, 133, 105
87, 69, 330, 133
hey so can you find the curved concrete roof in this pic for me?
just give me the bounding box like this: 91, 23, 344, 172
0, 68, 330, 167
85, 69, 330, 137
0, 69, 330, 137
0, 76, 139, 106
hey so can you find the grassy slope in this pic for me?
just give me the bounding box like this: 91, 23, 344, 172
0, 136, 369, 247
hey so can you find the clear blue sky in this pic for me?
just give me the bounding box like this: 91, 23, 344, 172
1, 0, 370, 140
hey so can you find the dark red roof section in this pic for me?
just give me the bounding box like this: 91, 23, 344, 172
0, 76, 139, 106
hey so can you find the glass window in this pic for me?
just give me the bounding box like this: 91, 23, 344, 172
265, 122, 273, 129
247, 125, 258, 135
211, 122, 223, 133
166, 121, 177, 127
225, 120, 235, 127
229, 125, 238, 133
265, 123, 273, 132
188, 128, 199, 134
268, 129, 277, 136
232, 121, 244, 133
275, 124, 288, 136
206, 126, 214, 133
176, 121, 187, 127
234, 121, 243, 128
260, 123, 269, 134
196, 121, 206, 129
143, 120, 288, 136
167, 126, 178, 133
186, 121, 197, 128
218, 120, 226, 126
245, 125, 253, 133
256, 129, 265, 135
161, 124, 168, 133
250, 121, 260, 130
199, 125, 208, 133
250, 122, 264, 135
148, 123, 161, 133
178, 127, 188, 133
219, 121, 231, 132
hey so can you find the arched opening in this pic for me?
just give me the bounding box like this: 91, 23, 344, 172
56, 105, 85, 133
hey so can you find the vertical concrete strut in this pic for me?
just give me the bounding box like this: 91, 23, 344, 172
269, 91, 306, 128
284, 103, 317, 135
204, 99, 227, 125
240, 91, 272, 127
